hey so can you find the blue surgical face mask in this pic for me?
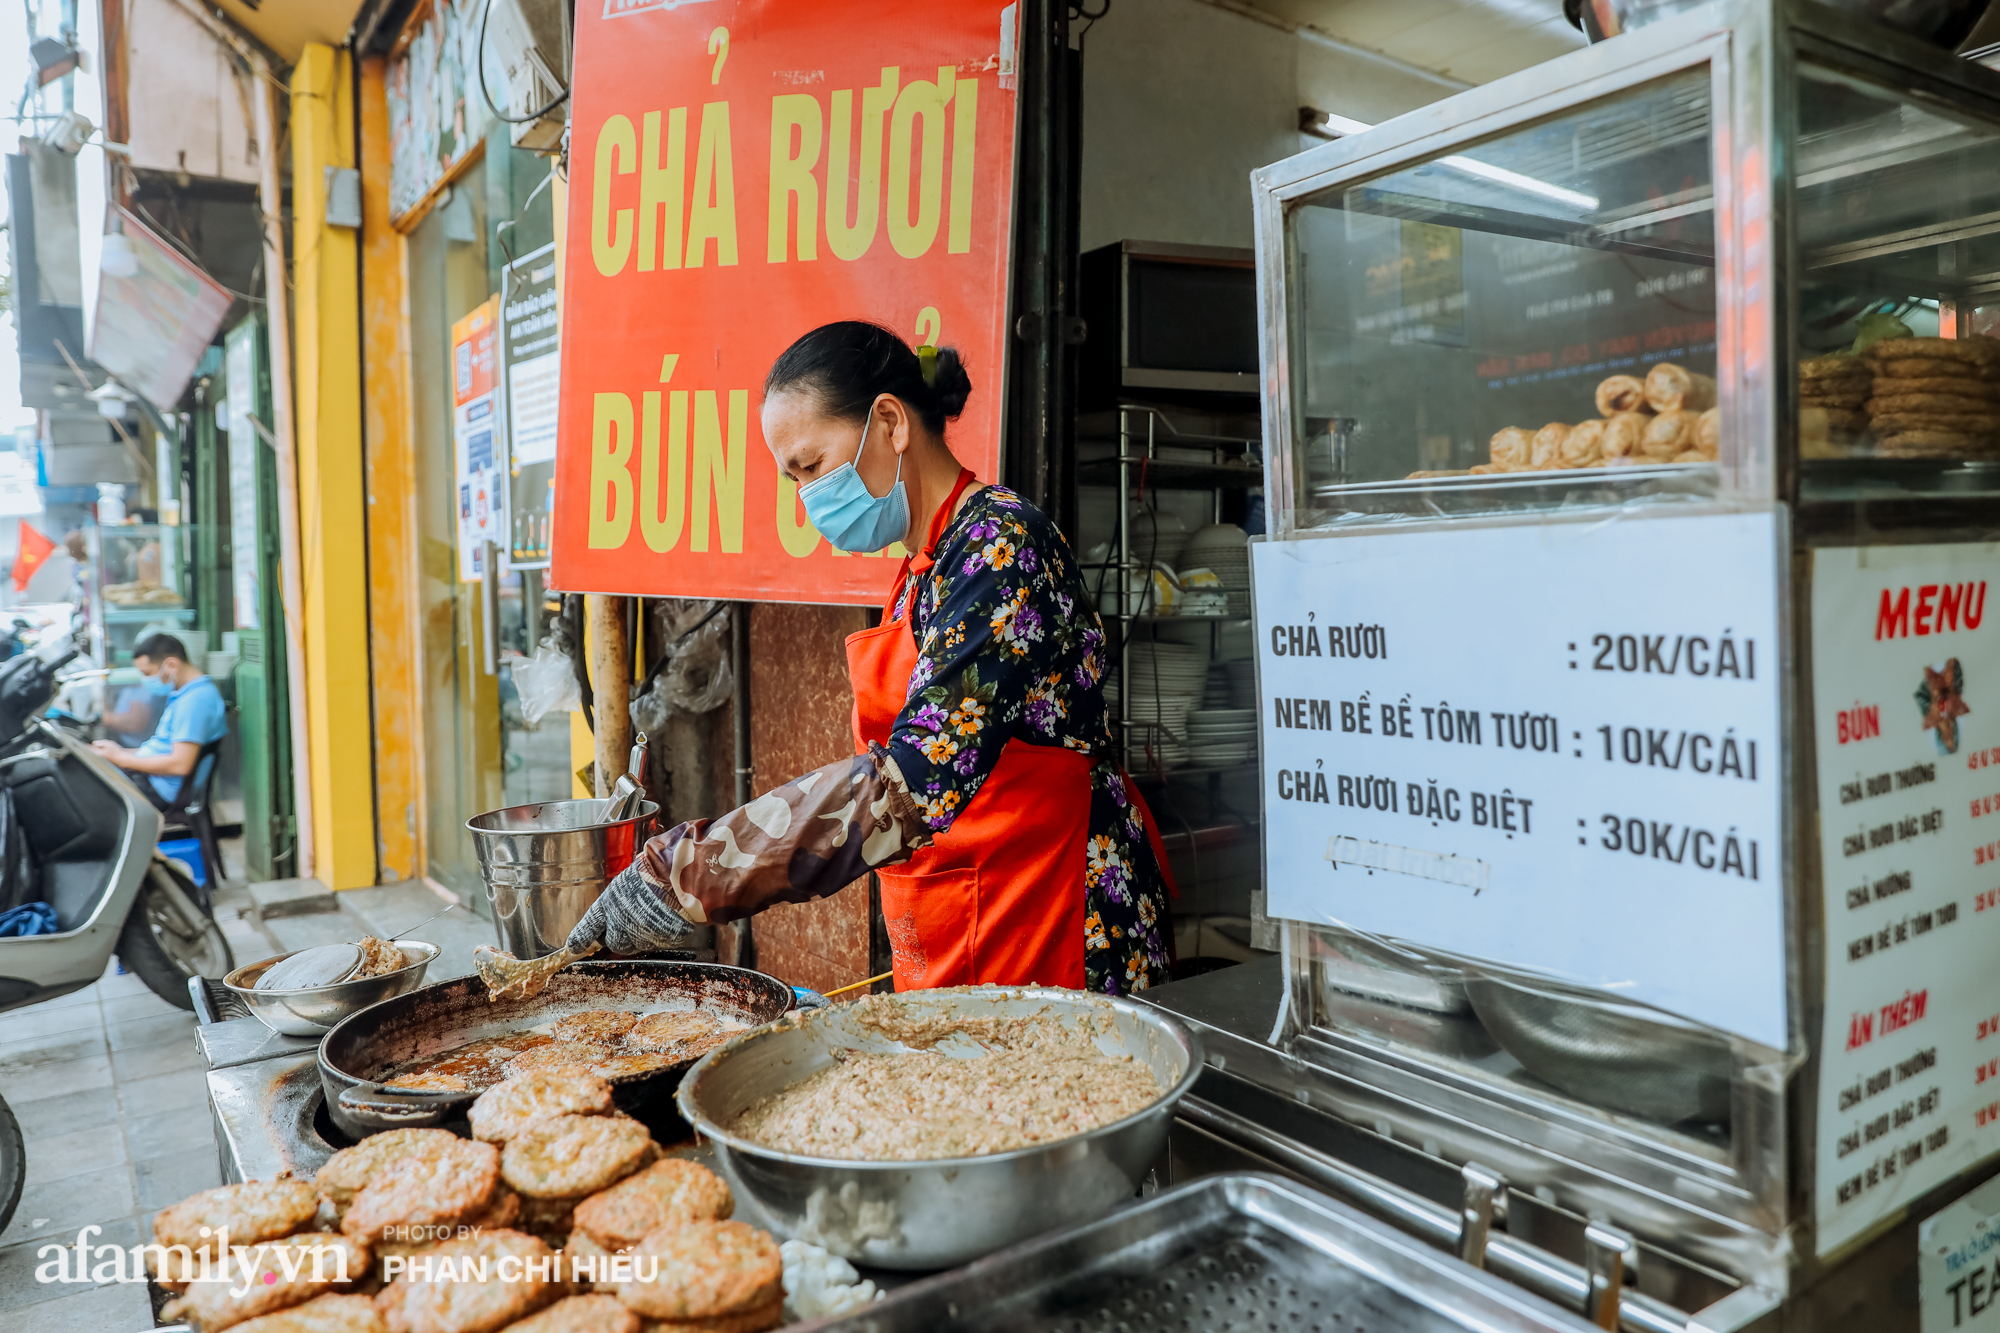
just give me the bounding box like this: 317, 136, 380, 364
141, 672, 172, 698
796, 417, 910, 554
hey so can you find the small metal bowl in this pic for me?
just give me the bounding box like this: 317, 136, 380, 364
224, 941, 440, 1037
678, 986, 1202, 1270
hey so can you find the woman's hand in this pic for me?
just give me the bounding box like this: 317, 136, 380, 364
565, 861, 695, 955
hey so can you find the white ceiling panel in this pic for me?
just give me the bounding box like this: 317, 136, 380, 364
1230, 0, 1587, 83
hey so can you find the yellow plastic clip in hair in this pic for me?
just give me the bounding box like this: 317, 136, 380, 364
916, 344, 939, 387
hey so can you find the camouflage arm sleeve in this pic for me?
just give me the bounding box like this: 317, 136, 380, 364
634, 743, 931, 923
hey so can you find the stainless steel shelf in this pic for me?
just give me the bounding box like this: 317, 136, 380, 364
1123, 760, 1258, 780
1078, 456, 1263, 489
1115, 613, 1250, 624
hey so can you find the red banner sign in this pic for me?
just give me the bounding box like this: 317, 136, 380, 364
552, 0, 1019, 601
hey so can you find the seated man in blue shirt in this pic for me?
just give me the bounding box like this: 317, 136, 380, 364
90, 633, 228, 809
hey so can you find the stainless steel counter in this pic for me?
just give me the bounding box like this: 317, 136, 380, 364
1139, 959, 1751, 1332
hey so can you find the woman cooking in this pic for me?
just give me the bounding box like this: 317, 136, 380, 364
568, 321, 1174, 994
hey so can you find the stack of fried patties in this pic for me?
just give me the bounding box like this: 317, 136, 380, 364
1798, 353, 1872, 453
564, 1155, 777, 1333
371, 1062, 778, 1333
319, 1124, 563, 1333
149, 1179, 373, 1332
1863, 336, 2000, 457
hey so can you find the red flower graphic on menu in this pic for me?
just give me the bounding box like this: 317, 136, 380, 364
1917, 659, 1970, 755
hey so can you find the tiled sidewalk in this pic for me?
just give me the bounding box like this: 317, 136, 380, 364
0, 861, 484, 1330
0, 955, 236, 1329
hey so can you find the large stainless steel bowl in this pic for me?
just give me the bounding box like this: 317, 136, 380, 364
224, 941, 440, 1037
1465, 973, 1737, 1124
677, 986, 1203, 1270
1565, 0, 1992, 47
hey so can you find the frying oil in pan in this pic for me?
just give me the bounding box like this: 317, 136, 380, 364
383, 997, 754, 1093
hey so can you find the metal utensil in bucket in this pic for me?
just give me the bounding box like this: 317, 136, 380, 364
466, 798, 659, 958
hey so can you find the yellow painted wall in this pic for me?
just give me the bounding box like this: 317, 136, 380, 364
359, 54, 421, 882
292, 44, 379, 889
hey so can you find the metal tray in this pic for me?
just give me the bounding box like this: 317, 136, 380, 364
793, 1172, 1595, 1333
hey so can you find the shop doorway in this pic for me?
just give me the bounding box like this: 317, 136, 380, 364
407, 159, 502, 900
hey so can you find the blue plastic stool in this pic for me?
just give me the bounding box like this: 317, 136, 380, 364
158, 836, 208, 888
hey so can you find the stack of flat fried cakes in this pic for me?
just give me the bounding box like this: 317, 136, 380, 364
1799, 354, 1872, 453
1863, 336, 2000, 457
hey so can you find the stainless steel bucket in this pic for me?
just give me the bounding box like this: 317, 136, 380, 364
466, 798, 659, 958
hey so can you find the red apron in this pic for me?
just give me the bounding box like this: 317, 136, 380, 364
845, 471, 1099, 990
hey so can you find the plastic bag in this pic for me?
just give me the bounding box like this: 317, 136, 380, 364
659, 607, 734, 713
513, 638, 581, 725
631, 601, 734, 733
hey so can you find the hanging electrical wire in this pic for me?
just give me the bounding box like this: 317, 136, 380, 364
1072, 0, 1111, 41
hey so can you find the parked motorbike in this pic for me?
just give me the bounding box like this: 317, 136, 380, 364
0, 637, 234, 1232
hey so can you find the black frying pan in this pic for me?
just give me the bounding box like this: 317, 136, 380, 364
318, 960, 794, 1141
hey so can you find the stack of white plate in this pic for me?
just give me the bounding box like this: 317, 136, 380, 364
1128, 509, 1190, 571
1187, 707, 1256, 768
1225, 660, 1258, 710
1125, 696, 1193, 768
1111, 641, 1206, 768
1121, 641, 1208, 697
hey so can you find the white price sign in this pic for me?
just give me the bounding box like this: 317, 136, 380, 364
1254, 510, 1786, 1048
1813, 544, 2000, 1257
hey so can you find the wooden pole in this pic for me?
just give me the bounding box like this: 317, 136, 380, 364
589, 595, 632, 797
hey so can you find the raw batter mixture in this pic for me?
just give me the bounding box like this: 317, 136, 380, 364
726, 993, 1163, 1160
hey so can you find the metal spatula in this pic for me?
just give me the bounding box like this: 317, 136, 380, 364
473, 941, 601, 1002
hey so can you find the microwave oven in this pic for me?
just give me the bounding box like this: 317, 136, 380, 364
1078, 239, 1258, 410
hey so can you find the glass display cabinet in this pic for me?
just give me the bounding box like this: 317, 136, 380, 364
1233, 1, 2000, 1327
90, 522, 198, 664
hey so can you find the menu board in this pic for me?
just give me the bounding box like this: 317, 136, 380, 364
1255, 510, 1786, 1048
1813, 544, 2000, 1256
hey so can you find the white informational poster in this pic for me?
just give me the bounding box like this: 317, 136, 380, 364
451, 298, 505, 580
1813, 543, 2000, 1257
509, 354, 559, 463
501, 244, 559, 569
1920, 1172, 2000, 1333
1254, 510, 1786, 1049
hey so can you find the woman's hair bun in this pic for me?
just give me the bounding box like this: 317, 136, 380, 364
765, 321, 974, 436
929, 347, 972, 420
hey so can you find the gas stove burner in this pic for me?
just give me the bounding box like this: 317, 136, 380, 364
311, 1092, 357, 1153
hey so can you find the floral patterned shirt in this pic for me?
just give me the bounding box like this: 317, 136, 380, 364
635, 486, 1172, 996
884, 486, 1173, 994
